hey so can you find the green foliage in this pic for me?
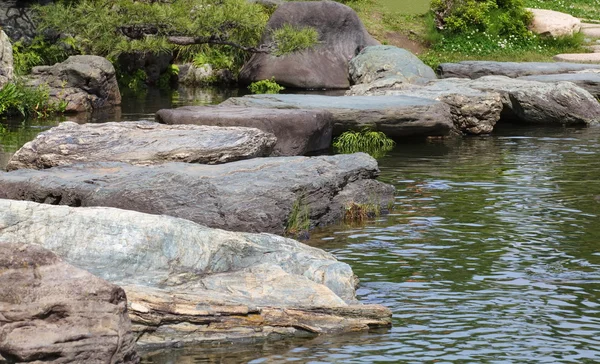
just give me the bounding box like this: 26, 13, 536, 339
118, 69, 148, 93
193, 47, 235, 70
333, 127, 396, 159
12, 36, 77, 75
158, 64, 180, 90
285, 194, 310, 238
271, 24, 319, 56
248, 77, 285, 94
0, 81, 67, 119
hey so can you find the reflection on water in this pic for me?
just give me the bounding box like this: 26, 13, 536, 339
142, 125, 600, 363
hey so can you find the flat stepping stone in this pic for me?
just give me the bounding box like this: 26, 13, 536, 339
581, 23, 600, 38
6, 121, 277, 171
517, 72, 600, 98
156, 107, 333, 156
221, 94, 454, 138
584, 45, 600, 53
553, 53, 600, 63
438, 61, 600, 79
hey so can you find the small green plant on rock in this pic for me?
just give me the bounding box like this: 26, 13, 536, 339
333, 127, 395, 159
344, 202, 382, 224
248, 77, 285, 94
0, 81, 66, 119
285, 194, 310, 238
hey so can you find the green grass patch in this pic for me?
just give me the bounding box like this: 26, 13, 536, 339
524, 0, 600, 21
248, 77, 285, 94
285, 194, 310, 238
0, 81, 67, 119
333, 128, 396, 159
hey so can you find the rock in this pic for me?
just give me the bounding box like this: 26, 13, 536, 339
527, 8, 581, 37
0, 30, 14, 87
584, 45, 600, 53
28, 55, 121, 113
438, 61, 600, 79
349, 45, 436, 86
221, 94, 455, 137
517, 72, 600, 98
581, 23, 600, 38
0, 242, 139, 363
156, 106, 332, 156
177, 63, 235, 86
239, 1, 379, 89
553, 53, 600, 63
346, 79, 503, 135
6, 121, 276, 170
465, 76, 600, 125
0, 1, 41, 42
0, 200, 392, 348
0, 153, 395, 234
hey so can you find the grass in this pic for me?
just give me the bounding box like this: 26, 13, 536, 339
285, 194, 310, 238
0, 81, 67, 119
523, 0, 600, 22
344, 202, 382, 223
248, 77, 285, 94
333, 128, 396, 159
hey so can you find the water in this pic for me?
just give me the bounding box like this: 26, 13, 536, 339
2, 93, 600, 362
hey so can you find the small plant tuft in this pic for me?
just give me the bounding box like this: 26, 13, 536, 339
285, 194, 310, 238
344, 202, 381, 224
248, 77, 285, 94
333, 127, 395, 159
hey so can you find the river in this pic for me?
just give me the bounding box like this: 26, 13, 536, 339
2, 90, 599, 363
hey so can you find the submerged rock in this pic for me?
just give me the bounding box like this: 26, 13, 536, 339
438, 61, 600, 79
28, 55, 121, 112
0, 242, 139, 363
221, 93, 454, 137
0, 200, 392, 348
6, 121, 276, 170
0, 153, 395, 234
239, 1, 379, 89
349, 45, 436, 86
156, 106, 332, 156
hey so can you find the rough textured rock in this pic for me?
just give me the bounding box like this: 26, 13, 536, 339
517, 72, 600, 98
6, 121, 277, 170
28, 55, 121, 112
0, 153, 395, 234
465, 76, 600, 125
438, 61, 600, 79
221, 94, 454, 137
349, 45, 436, 86
0, 0, 43, 42
553, 53, 600, 63
347, 79, 503, 135
0, 30, 14, 87
239, 1, 379, 89
0, 200, 393, 348
527, 8, 581, 37
156, 106, 332, 156
0, 242, 139, 363
177, 63, 235, 86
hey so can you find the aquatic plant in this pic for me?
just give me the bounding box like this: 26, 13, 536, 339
344, 202, 382, 223
248, 77, 285, 94
285, 194, 310, 238
333, 127, 396, 159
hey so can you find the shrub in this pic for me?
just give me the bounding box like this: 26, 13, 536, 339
271, 24, 319, 56
333, 127, 395, 159
0, 81, 67, 119
13, 36, 78, 75
248, 77, 285, 94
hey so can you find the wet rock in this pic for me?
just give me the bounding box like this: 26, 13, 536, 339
28, 55, 121, 112
0, 30, 14, 88
347, 79, 503, 135
177, 63, 235, 86
0, 153, 395, 234
0, 200, 393, 348
156, 106, 332, 156
349, 45, 436, 86
438, 61, 600, 79
239, 1, 379, 89
517, 72, 600, 98
6, 121, 276, 170
0, 242, 139, 363
221, 93, 454, 137
527, 8, 581, 37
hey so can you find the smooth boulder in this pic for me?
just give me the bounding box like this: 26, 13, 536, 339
0, 30, 13, 87
438, 61, 600, 79
0, 242, 139, 363
28, 55, 121, 112
0, 200, 392, 348
221, 93, 455, 137
239, 1, 379, 89
349, 45, 436, 86
6, 121, 277, 170
0, 154, 395, 234
517, 72, 600, 98
156, 106, 332, 156
527, 8, 581, 37
347, 79, 503, 135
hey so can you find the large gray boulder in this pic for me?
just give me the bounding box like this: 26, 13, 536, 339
517, 72, 600, 98
438, 61, 600, 79
28, 55, 121, 112
0, 30, 14, 87
0, 154, 395, 234
239, 1, 379, 89
349, 45, 436, 86
347, 79, 503, 135
156, 106, 332, 156
0, 200, 392, 348
465, 76, 600, 125
0, 242, 139, 363
221, 94, 455, 137
6, 121, 277, 170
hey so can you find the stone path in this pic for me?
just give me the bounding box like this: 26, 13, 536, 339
553, 22, 600, 63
